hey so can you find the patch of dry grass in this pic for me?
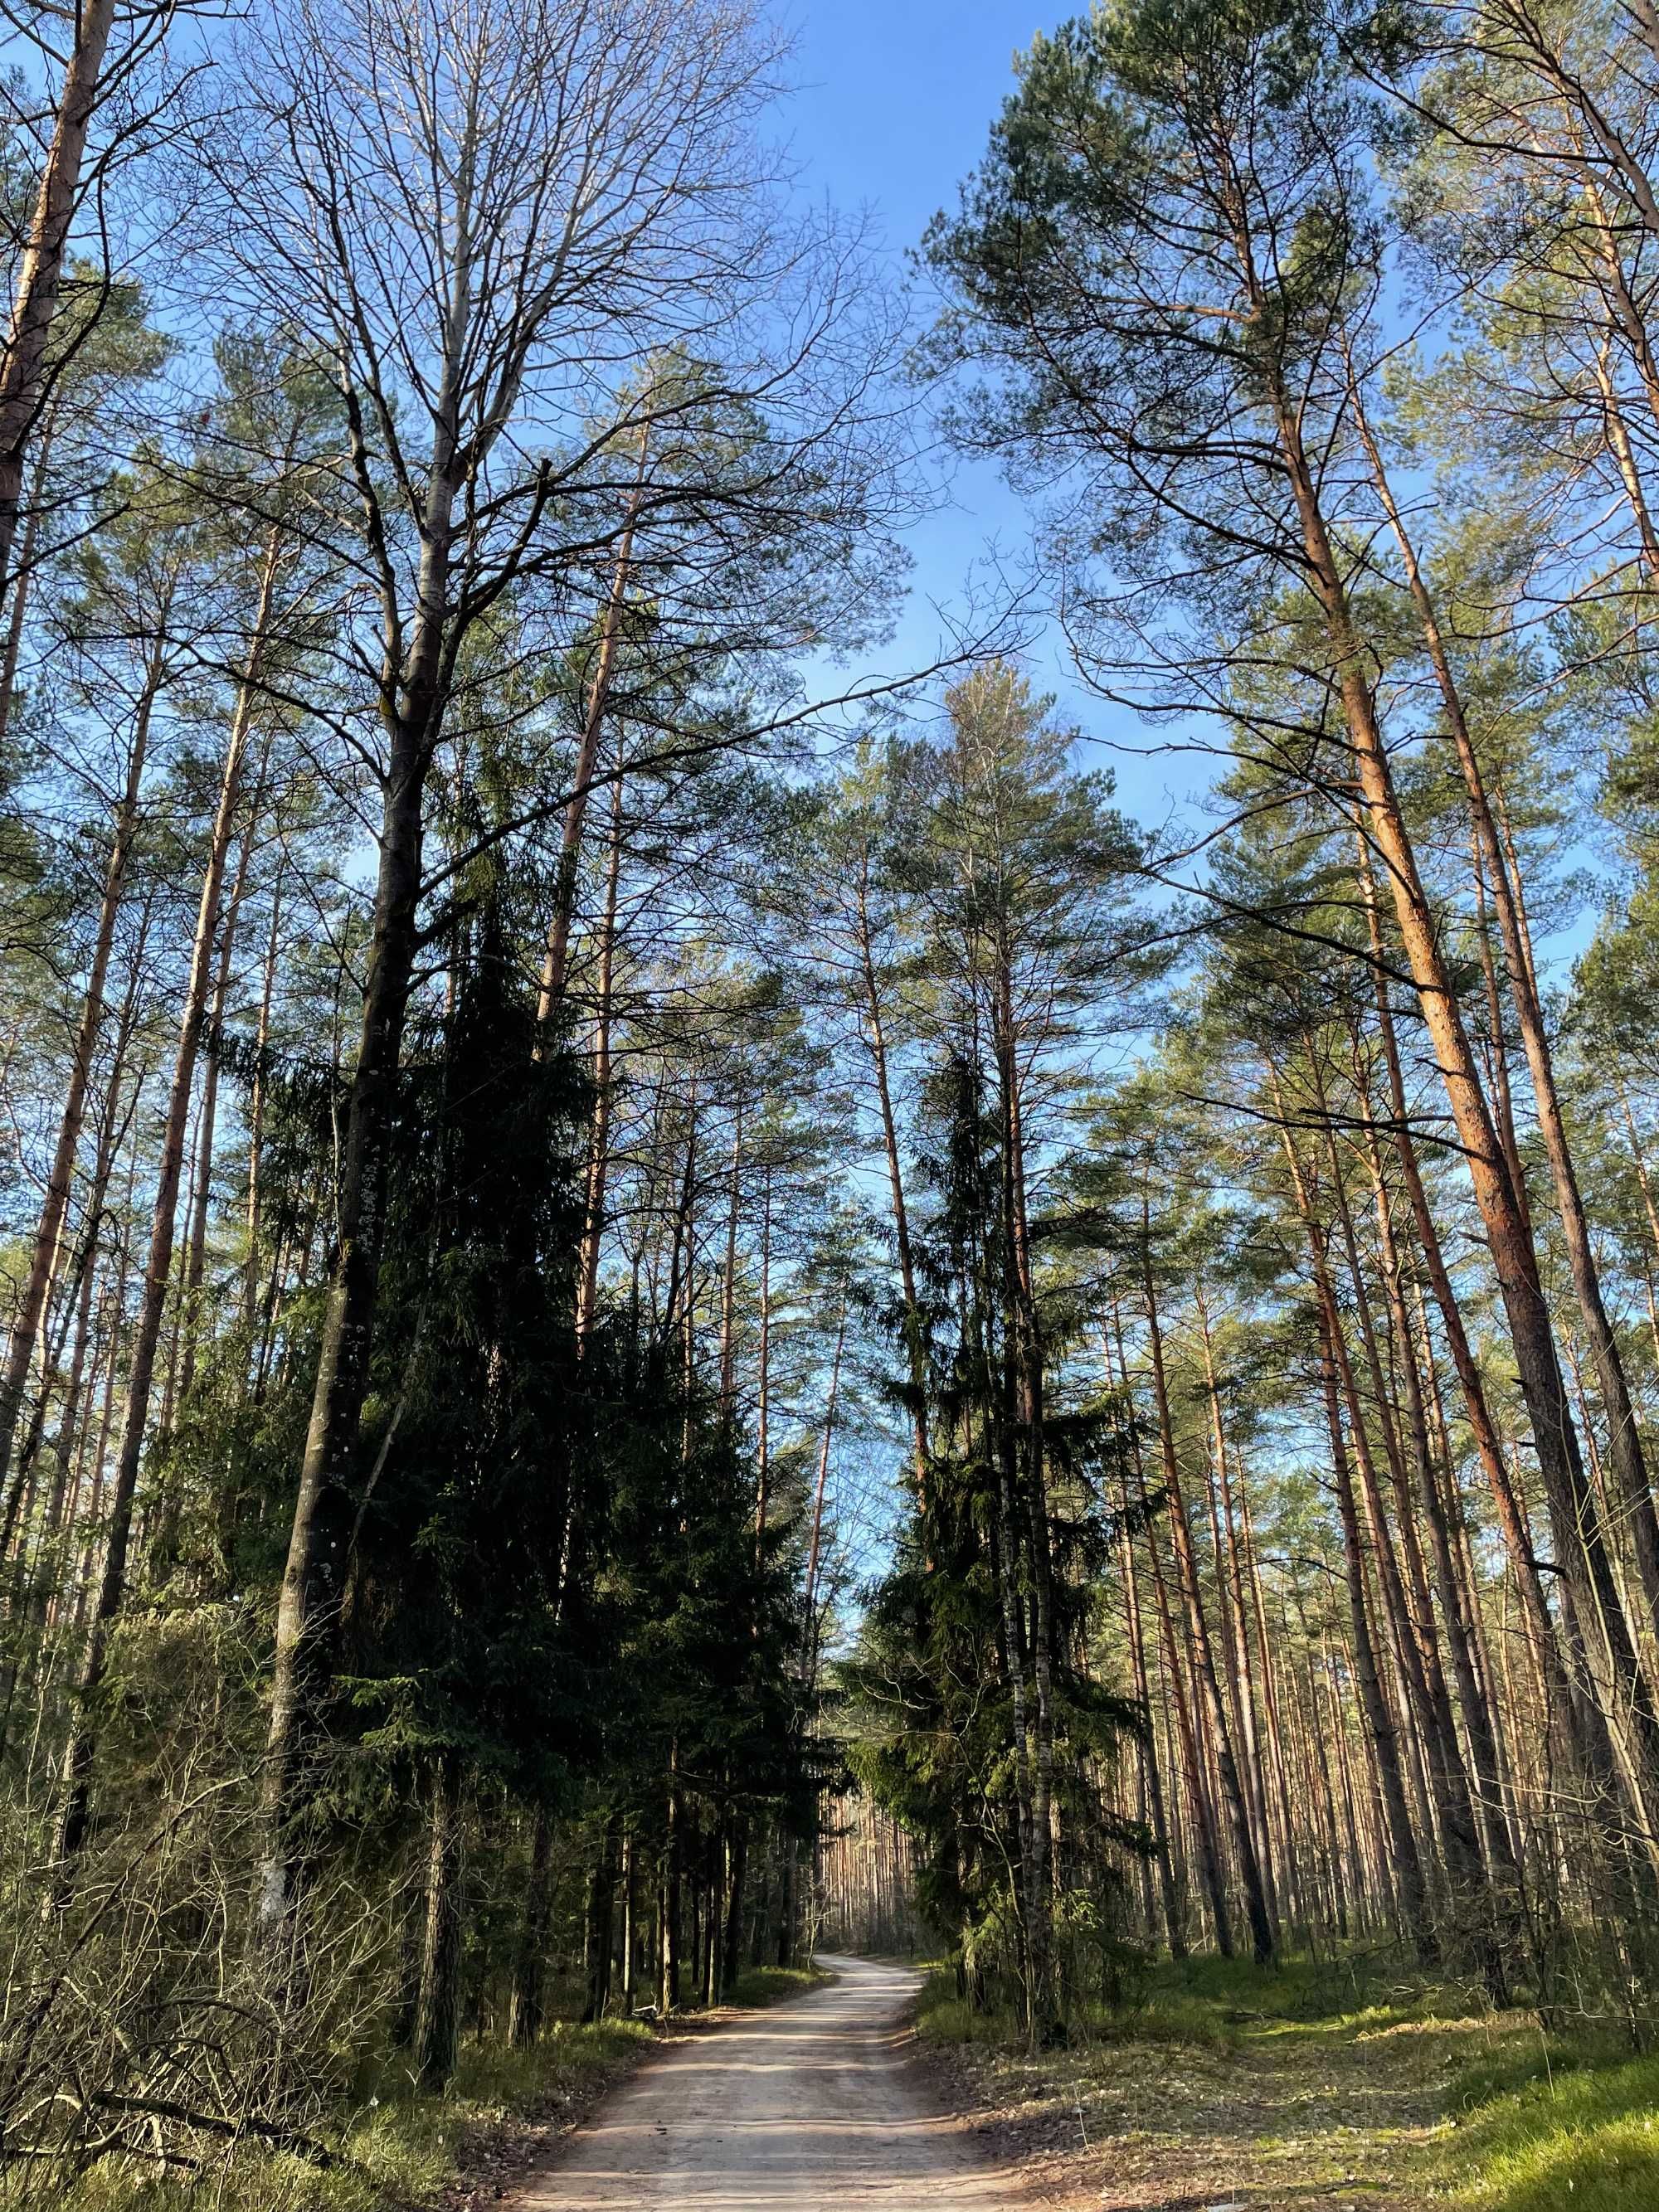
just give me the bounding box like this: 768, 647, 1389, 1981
907, 1952, 1657, 2211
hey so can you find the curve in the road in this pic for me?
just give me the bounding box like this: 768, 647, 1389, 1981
513, 1952, 1021, 2209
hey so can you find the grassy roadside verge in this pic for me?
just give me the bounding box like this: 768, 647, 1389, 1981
722, 1962, 832, 2010
904, 1952, 1659, 2210
62, 1963, 834, 2212
1436, 2040, 1659, 2210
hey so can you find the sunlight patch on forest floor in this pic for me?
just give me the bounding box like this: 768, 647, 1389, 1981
903, 1954, 1659, 2210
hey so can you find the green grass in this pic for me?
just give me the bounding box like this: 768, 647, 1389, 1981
913, 1946, 1430, 2054
349, 2016, 657, 2202
723, 1962, 831, 2009
1440, 2044, 1659, 2210
912, 1968, 1012, 2049
1139, 1946, 1458, 2027
57, 2015, 657, 2212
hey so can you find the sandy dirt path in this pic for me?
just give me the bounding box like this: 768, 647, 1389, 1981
513, 1952, 1023, 2210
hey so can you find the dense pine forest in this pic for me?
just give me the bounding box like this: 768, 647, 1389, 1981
5, 0, 1659, 2205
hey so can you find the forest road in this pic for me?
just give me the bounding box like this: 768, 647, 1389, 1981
514, 1952, 1024, 2209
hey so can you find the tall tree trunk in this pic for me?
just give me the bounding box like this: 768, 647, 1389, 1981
1238, 1458, 1301, 1928
1141, 1204, 1276, 1963
415, 1753, 465, 2088
260, 490, 458, 1923
620, 1826, 637, 2011
536, 454, 643, 1024
1355, 385, 1659, 1660
1292, 1597, 1350, 1939
662, 1761, 682, 2008
1610, 1077, 1659, 1369
1350, 1026, 1523, 1913
1358, 852, 1593, 1786
52, 598, 271, 1884
0, 0, 119, 591
1272, 376, 1659, 1840
1315, 1297, 1436, 1958
242, 861, 285, 1330
1308, 1071, 1492, 1938
989, 1345, 1039, 2001
800, 1309, 846, 1678
510, 1806, 555, 2047
718, 1099, 742, 1416
177, 800, 261, 1406
1113, 1423, 1187, 1957
583, 1816, 618, 2023
1277, 1069, 1501, 1976
0, 1031, 137, 1743
1471, 837, 1531, 1237
577, 757, 625, 1345
856, 860, 929, 1492
754, 1169, 771, 1553
0, 637, 166, 1502
722, 1818, 748, 1992
997, 955, 1063, 2033
0, 396, 58, 749
1195, 1282, 1278, 1921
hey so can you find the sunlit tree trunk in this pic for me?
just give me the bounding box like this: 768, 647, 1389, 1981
0, 0, 119, 591
754, 1169, 771, 1553
856, 858, 929, 1492
262, 498, 459, 1922
1354, 386, 1659, 1661
1195, 1282, 1277, 1922
1351, 1039, 1521, 1894
53, 550, 276, 1884
0, 632, 168, 1503
178, 797, 262, 1407
1141, 1202, 1275, 1962
1108, 1315, 1187, 1957
995, 955, 1061, 2030
0, 396, 59, 749
1272, 374, 1659, 1840
536, 453, 644, 1025
1315, 1298, 1434, 1958
242, 859, 285, 1330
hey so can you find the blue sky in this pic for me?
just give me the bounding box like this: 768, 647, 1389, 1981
778, 1, 1207, 834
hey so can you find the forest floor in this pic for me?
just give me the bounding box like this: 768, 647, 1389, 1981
57, 1952, 1659, 2211
904, 1951, 1659, 2212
